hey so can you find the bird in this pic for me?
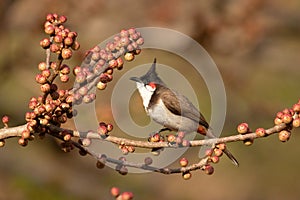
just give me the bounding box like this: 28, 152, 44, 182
130, 58, 239, 166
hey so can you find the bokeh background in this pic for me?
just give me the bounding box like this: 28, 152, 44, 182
0, 0, 300, 199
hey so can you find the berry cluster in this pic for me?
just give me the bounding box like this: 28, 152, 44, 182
41, 13, 80, 60
237, 99, 300, 144
10, 13, 144, 151
72, 28, 143, 105
110, 187, 134, 200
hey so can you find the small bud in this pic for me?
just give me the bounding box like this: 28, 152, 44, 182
58, 15, 67, 23
182, 139, 190, 147
278, 130, 291, 142
38, 62, 47, 71
211, 156, 219, 163
40, 38, 51, 49
120, 191, 133, 200
293, 103, 300, 113
124, 52, 134, 61
274, 117, 283, 125
179, 157, 188, 167
40, 83, 51, 93
21, 129, 31, 139
237, 123, 249, 134
144, 157, 153, 165
203, 165, 214, 175
82, 138, 92, 147
214, 148, 223, 157
35, 74, 47, 84
149, 133, 160, 142
216, 143, 226, 150
2, 115, 9, 127
110, 187, 120, 198
293, 118, 300, 128
18, 138, 28, 147
64, 134, 72, 141
44, 24, 55, 35
107, 123, 113, 132
255, 128, 266, 137
282, 114, 293, 124
205, 148, 213, 156
167, 134, 176, 143
182, 172, 192, 180
98, 124, 108, 136
0, 139, 5, 147
46, 13, 54, 22
118, 166, 128, 176
61, 48, 72, 59
243, 138, 254, 146
97, 81, 107, 90
71, 41, 80, 50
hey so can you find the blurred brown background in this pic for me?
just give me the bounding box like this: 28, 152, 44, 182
0, 0, 300, 199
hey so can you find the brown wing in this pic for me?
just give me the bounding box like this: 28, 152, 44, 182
151, 85, 209, 129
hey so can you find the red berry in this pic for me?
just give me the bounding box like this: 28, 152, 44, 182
110, 187, 120, 197
182, 172, 192, 180
278, 130, 291, 142
255, 128, 266, 137
237, 123, 249, 134
204, 165, 214, 175
179, 157, 188, 167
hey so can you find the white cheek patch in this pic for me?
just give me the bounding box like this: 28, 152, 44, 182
135, 82, 154, 111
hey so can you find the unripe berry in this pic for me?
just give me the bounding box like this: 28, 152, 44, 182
205, 148, 213, 156
40, 83, 51, 93
120, 191, 133, 200
211, 156, 219, 163
255, 128, 266, 137
243, 138, 254, 146
124, 52, 134, 61
110, 187, 120, 198
282, 114, 293, 124
63, 134, 72, 141
46, 13, 54, 22
278, 130, 291, 142
274, 117, 283, 125
203, 165, 214, 175
293, 103, 300, 113
82, 138, 91, 147
293, 118, 300, 128
38, 62, 47, 71
0, 139, 5, 147
60, 74, 69, 83
71, 41, 80, 50
61, 48, 72, 59
18, 138, 28, 147
179, 157, 188, 167
2, 115, 9, 125
44, 24, 55, 35
118, 166, 128, 176
182, 172, 192, 180
21, 129, 31, 139
237, 123, 249, 134
35, 74, 47, 84
107, 123, 113, 132
214, 148, 223, 157
167, 134, 176, 143
40, 38, 51, 49
97, 81, 107, 90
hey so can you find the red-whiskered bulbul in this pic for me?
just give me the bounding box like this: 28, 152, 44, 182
130, 58, 239, 166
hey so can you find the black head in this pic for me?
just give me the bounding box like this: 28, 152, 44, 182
130, 58, 165, 86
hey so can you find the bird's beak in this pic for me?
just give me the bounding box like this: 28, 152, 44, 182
130, 77, 143, 83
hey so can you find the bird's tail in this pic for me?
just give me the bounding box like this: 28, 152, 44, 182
199, 127, 239, 166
